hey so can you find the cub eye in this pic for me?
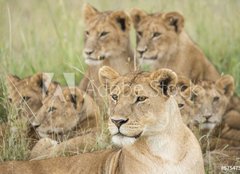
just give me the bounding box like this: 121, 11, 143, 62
136, 96, 148, 103
213, 96, 220, 102
178, 103, 184, 109
111, 94, 118, 101
137, 31, 142, 37
100, 31, 109, 37
48, 107, 57, 113
8, 98, 12, 103
190, 93, 197, 102
85, 31, 89, 36
22, 96, 30, 101
152, 32, 161, 38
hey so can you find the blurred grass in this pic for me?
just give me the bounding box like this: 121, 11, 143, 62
0, 0, 240, 167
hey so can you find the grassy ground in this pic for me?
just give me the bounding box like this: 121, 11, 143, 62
0, 0, 240, 172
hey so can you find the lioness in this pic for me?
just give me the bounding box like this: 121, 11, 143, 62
0, 67, 204, 174
80, 4, 134, 108
130, 9, 219, 82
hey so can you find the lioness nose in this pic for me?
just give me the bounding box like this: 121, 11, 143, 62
137, 47, 147, 56
84, 49, 94, 56
111, 118, 129, 128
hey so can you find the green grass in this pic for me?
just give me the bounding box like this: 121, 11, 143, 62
0, 0, 240, 171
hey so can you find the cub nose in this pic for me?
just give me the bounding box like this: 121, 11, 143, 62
203, 114, 212, 120
111, 118, 129, 128
137, 47, 147, 56
84, 49, 94, 56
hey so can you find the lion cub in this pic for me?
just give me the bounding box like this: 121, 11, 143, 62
0, 67, 204, 174
6, 73, 58, 125
130, 9, 219, 82
80, 4, 134, 108
29, 87, 100, 159
186, 75, 240, 149
32, 87, 100, 139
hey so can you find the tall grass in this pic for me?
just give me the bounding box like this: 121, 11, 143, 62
0, 0, 239, 167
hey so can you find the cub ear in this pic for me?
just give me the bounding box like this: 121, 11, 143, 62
99, 66, 120, 90
30, 73, 51, 95
63, 87, 84, 110
163, 12, 184, 33
190, 85, 204, 102
110, 11, 131, 32
6, 74, 21, 91
83, 3, 99, 23
150, 69, 177, 96
216, 75, 235, 98
177, 76, 192, 98
130, 8, 147, 28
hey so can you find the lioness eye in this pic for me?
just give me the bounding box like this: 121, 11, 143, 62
111, 94, 118, 101
137, 31, 142, 37
152, 32, 161, 38
136, 96, 148, 103
100, 31, 109, 37
48, 107, 57, 113
213, 96, 220, 102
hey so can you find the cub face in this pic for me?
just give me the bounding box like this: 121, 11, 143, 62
6, 73, 57, 124
191, 75, 234, 131
83, 4, 131, 65
34, 87, 85, 138
99, 66, 178, 147
130, 9, 184, 65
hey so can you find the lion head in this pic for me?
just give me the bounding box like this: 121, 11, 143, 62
34, 87, 99, 139
83, 4, 131, 65
6, 73, 57, 124
99, 66, 180, 147
191, 75, 234, 131
130, 9, 184, 66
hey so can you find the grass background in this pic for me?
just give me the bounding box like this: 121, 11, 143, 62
0, 0, 240, 167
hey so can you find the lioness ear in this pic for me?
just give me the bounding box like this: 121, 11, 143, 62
83, 3, 99, 23
163, 12, 184, 33
99, 66, 120, 90
216, 75, 235, 98
130, 8, 147, 28
150, 69, 177, 96
110, 11, 131, 32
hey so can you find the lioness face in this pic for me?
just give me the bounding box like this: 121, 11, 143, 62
83, 4, 130, 65
34, 87, 84, 138
6, 73, 55, 122
99, 66, 178, 146
130, 9, 184, 65
192, 75, 234, 131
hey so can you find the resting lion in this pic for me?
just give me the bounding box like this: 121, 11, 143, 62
80, 4, 134, 109
0, 66, 204, 174
6, 72, 58, 125
130, 9, 219, 82
29, 87, 100, 159
187, 75, 240, 150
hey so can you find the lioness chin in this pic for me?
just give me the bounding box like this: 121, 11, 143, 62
0, 66, 204, 174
